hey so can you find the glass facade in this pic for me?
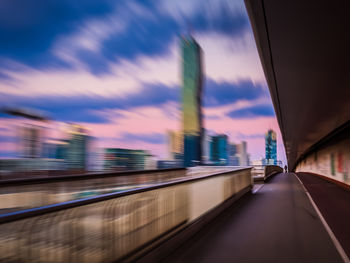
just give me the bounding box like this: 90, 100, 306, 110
211, 135, 228, 165
67, 125, 89, 170
265, 129, 277, 165
104, 148, 149, 171
167, 130, 183, 160
181, 36, 203, 167
228, 143, 240, 166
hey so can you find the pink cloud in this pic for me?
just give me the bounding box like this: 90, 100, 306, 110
77, 103, 286, 163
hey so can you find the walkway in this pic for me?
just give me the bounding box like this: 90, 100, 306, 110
297, 172, 350, 259
164, 173, 343, 263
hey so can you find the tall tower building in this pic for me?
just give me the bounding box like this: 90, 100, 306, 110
265, 129, 277, 165
181, 35, 203, 167
167, 130, 183, 160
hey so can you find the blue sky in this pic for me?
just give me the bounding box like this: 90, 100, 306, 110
0, 0, 286, 162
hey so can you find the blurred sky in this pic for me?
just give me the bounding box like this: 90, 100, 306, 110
0, 0, 286, 163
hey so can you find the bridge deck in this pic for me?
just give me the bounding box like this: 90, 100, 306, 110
297, 172, 350, 259
164, 173, 343, 263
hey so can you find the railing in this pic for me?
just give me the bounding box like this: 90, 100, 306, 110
251, 165, 265, 181
252, 165, 283, 182
0, 167, 252, 262
264, 165, 283, 179
0, 167, 186, 185
0, 168, 187, 214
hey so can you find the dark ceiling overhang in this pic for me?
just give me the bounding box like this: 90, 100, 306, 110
244, 0, 350, 169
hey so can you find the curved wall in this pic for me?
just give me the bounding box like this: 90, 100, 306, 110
296, 130, 350, 186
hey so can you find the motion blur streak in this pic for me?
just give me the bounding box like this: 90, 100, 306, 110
0, 167, 251, 262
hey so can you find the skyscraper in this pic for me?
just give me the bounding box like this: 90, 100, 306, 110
167, 130, 183, 160
67, 124, 89, 170
265, 129, 277, 165
228, 143, 240, 166
19, 124, 42, 158
181, 35, 203, 167
104, 148, 150, 171
210, 134, 228, 165
202, 129, 212, 163
237, 141, 249, 166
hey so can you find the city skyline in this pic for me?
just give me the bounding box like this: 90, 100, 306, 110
0, 0, 286, 164
0, 1, 347, 262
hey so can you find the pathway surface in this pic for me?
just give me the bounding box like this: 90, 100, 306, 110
165, 173, 343, 263
297, 172, 350, 259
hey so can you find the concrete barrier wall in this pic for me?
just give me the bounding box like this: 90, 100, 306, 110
0, 167, 252, 263
188, 168, 251, 220
0, 168, 187, 212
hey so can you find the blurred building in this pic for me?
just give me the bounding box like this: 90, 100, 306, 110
18, 124, 42, 158
265, 129, 277, 165
42, 139, 68, 160
167, 130, 183, 161
202, 129, 212, 163
88, 148, 107, 172
157, 159, 183, 169
252, 158, 264, 166
144, 155, 157, 170
181, 35, 203, 167
104, 148, 151, 171
67, 124, 89, 170
210, 135, 228, 165
228, 143, 240, 166
0, 158, 65, 175
237, 141, 249, 166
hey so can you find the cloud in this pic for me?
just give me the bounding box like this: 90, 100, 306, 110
0, 75, 271, 124
227, 104, 275, 119
75, 49, 111, 75
0, 131, 17, 158
0, 149, 16, 158
99, 0, 249, 64
116, 132, 165, 144
160, 0, 248, 36
203, 96, 273, 123
190, 2, 248, 36
235, 132, 265, 140
77, 103, 180, 157
195, 31, 265, 83
204, 78, 268, 107
80, 105, 285, 161
0, 0, 285, 163
0, 46, 179, 98
0, 0, 250, 76
101, 13, 180, 63
53, 109, 111, 124
0, 76, 271, 123
0, 0, 114, 69
0, 82, 179, 122
0, 1, 264, 102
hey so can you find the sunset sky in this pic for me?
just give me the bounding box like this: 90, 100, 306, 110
0, 0, 286, 163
